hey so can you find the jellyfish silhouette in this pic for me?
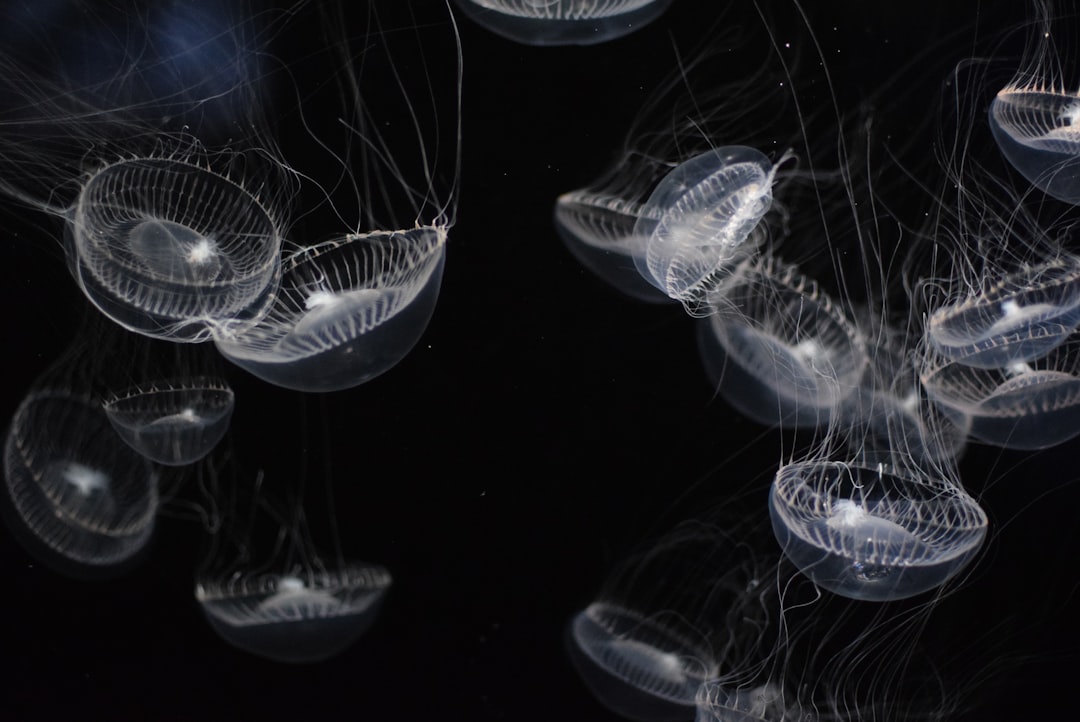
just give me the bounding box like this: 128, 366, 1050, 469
452, 0, 674, 46
0, 1, 295, 342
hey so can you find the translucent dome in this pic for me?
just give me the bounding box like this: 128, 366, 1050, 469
699, 256, 868, 429
633, 147, 777, 314
197, 563, 392, 664
2, 390, 158, 577
769, 460, 987, 601
990, 87, 1080, 205
568, 602, 715, 721
213, 227, 446, 392
103, 377, 234, 466
453, 0, 674, 46
69, 157, 282, 342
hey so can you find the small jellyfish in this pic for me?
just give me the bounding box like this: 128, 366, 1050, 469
452, 0, 674, 46
196, 563, 392, 664
768, 459, 987, 602
925, 255, 1080, 368
694, 682, 792, 722
2, 390, 158, 579
698, 253, 869, 429
213, 229, 446, 392
103, 377, 235, 466
633, 147, 782, 315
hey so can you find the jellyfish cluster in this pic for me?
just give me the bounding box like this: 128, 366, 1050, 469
1, 0, 1078, 718
555, 1, 1080, 719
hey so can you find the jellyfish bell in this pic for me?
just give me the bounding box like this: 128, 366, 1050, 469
768, 457, 987, 602
103, 376, 235, 466
0, 1, 295, 343
988, 3, 1080, 205
697, 252, 869, 430
196, 562, 392, 664
452, 0, 674, 46
925, 254, 1080, 369
213, 227, 446, 392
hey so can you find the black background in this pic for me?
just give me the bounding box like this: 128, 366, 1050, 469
2, 1, 1079, 720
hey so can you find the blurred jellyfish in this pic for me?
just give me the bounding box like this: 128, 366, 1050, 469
195, 459, 392, 664
452, 0, 674, 46
0, 2, 295, 342
104, 377, 234, 466
197, 562, 392, 664
697, 252, 869, 430
989, 3, 1080, 204
1, 310, 160, 579
212, 2, 459, 391
768, 454, 987, 602
567, 516, 788, 721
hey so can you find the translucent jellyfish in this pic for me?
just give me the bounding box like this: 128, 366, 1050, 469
213, 228, 446, 392
698, 253, 869, 429
197, 563, 392, 664
104, 377, 235, 466
633, 147, 783, 314
694, 682, 793, 722
0, 2, 292, 342
920, 339, 1080, 450
567, 516, 788, 722
555, 183, 674, 304
569, 602, 715, 721
66, 157, 284, 342
925, 254, 1080, 369
2, 389, 158, 578
452, 0, 674, 46
768, 459, 987, 601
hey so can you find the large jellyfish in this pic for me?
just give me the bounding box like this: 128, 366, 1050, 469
452, 0, 674, 46
212, 1, 459, 391
768, 454, 987, 602
0, 2, 296, 343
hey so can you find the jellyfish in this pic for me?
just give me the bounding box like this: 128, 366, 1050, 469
213, 228, 446, 392
697, 252, 869, 430
768, 456, 987, 602
452, 0, 674, 46
989, 3, 1080, 204
0, 1, 294, 342
567, 515, 791, 722
197, 562, 392, 664
212, 1, 459, 391
104, 377, 235, 466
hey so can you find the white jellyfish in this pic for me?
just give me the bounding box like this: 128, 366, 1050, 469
988, 3, 1080, 205
768, 456, 987, 602
0, 2, 295, 343
698, 252, 870, 430
104, 376, 235, 466
452, 0, 674, 46
2, 388, 158, 579
211, 0, 460, 391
